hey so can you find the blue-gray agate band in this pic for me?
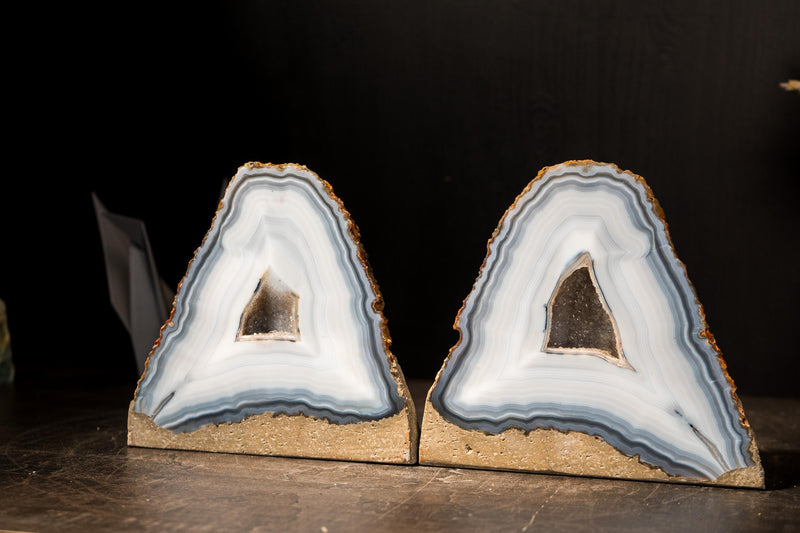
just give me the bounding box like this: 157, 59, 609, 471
429, 161, 758, 481
134, 164, 404, 432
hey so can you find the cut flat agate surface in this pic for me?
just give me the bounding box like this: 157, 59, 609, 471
129, 163, 417, 464
420, 161, 763, 487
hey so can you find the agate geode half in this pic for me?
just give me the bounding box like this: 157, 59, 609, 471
420, 161, 763, 487
128, 163, 417, 464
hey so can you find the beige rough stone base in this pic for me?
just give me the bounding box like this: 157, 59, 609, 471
419, 399, 764, 488
129, 347, 419, 464
129, 400, 418, 464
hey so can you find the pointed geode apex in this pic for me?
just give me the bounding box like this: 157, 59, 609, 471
419, 160, 763, 488
128, 162, 418, 464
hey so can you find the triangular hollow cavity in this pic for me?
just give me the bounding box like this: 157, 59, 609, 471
128, 163, 418, 464
544, 252, 629, 368
237, 269, 300, 342
420, 161, 762, 487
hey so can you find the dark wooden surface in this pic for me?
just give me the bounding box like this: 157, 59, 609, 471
1, 377, 798, 532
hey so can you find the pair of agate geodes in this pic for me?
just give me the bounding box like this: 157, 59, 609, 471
128, 161, 763, 488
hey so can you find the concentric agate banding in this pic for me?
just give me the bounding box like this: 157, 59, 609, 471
134, 163, 404, 432
429, 161, 758, 481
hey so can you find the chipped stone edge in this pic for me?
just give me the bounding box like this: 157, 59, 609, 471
420, 160, 765, 489
128, 367, 418, 465
419, 398, 763, 488
128, 162, 419, 465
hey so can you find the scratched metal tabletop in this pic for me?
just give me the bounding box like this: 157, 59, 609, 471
1, 375, 798, 532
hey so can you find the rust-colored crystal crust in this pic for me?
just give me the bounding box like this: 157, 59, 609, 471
129, 162, 418, 464
421, 160, 763, 488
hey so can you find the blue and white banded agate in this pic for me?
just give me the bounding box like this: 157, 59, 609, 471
429, 161, 758, 481
134, 163, 404, 432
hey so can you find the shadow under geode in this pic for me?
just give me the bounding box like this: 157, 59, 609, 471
761, 451, 800, 491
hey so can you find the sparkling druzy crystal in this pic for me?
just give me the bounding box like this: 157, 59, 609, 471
420, 161, 763, 487
129, 163, 417, 464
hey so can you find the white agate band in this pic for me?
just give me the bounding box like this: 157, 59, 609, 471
430, 161, 756, 480
134, 164, 403, 432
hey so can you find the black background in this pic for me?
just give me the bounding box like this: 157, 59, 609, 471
4, 1, 799, 395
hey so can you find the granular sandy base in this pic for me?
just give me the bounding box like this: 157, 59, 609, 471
419, 399, 763, 488
129, 400, 418, 464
